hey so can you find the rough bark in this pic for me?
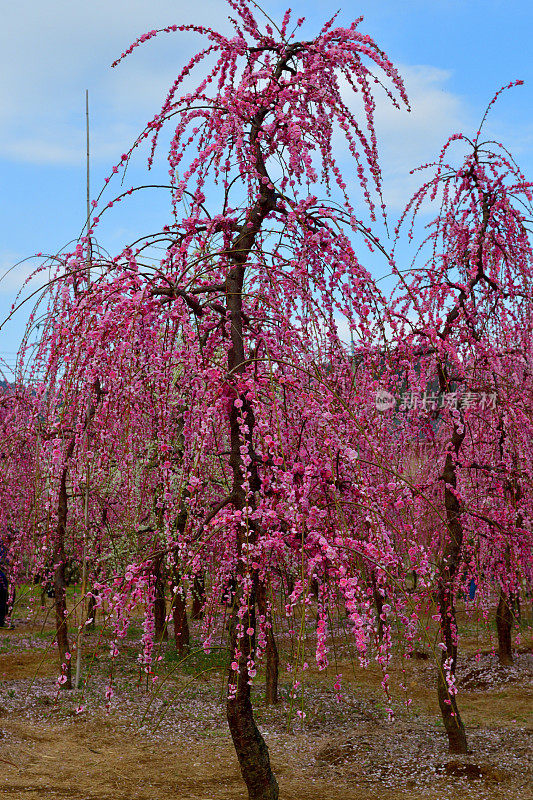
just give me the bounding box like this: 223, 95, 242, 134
191, 572, 205, 621
436, 431, 468, 754
54, 466, 72, 689
172, 581, 190, 655
494, 395, 523, 668
436, 585, 467, 753
153, 554, 168, 642
256, 580, 279, 705
227, 582, 279, 800
496, 590, 514, 666
224, 255, 279, 794
219, 89, 282, 796
213, 49, 309, 795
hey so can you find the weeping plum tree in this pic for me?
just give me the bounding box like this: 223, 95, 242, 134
33, 2, 410, 797
119, 5, 408, 795
388, 89, 533, 752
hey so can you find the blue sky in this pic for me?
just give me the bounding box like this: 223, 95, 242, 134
1, 0, 532, 377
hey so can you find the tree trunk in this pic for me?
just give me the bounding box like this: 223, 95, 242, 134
256, 580, 279, 705
54, 466, 72, 689
153, 554, 168, 642
52, 380, 101, 689
496, 436, 522, 667
436, 433, 468, 754
227, 583, 279, 800
222, 117, 280, 797
496, 590, 514, 666
224, 259, 279, 794
172, 581, 190, 655
86, 590, 97, 629
513, 591, 521, 624
372, 575, 384, 641
436, 586, 467, 753
286, 572, 295, 598
191, 572, 205, 621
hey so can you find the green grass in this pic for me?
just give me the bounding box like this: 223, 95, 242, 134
163, 641, 228, 675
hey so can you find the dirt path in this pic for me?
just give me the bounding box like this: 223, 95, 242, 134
0, 619, 531, 799
0, 705, 531, 799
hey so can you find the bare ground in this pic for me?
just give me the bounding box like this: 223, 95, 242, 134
0, 612, 531, 800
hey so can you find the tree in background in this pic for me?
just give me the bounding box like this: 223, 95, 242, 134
387, 90, 533, 751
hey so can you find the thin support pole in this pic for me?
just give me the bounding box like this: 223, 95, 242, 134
86, 89, 92, 284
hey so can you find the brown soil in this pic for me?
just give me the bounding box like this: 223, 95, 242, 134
0, 607, 531, 800
0, 649, 57, 680
0, 712, 531, 800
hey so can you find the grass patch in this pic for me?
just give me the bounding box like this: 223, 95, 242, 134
164, 642, 228, 675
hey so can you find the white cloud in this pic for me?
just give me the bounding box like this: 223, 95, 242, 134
335, 63, 472, 213
0, 254, 35, 294
0, 252, 65, 305
0, 2, 471, 179
1, 119, 145, 167
0, 0, 229, 165
2, 1, 527, 220
375, 64, 471, 210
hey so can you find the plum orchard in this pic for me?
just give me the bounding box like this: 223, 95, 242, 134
2, 2, 532, 799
